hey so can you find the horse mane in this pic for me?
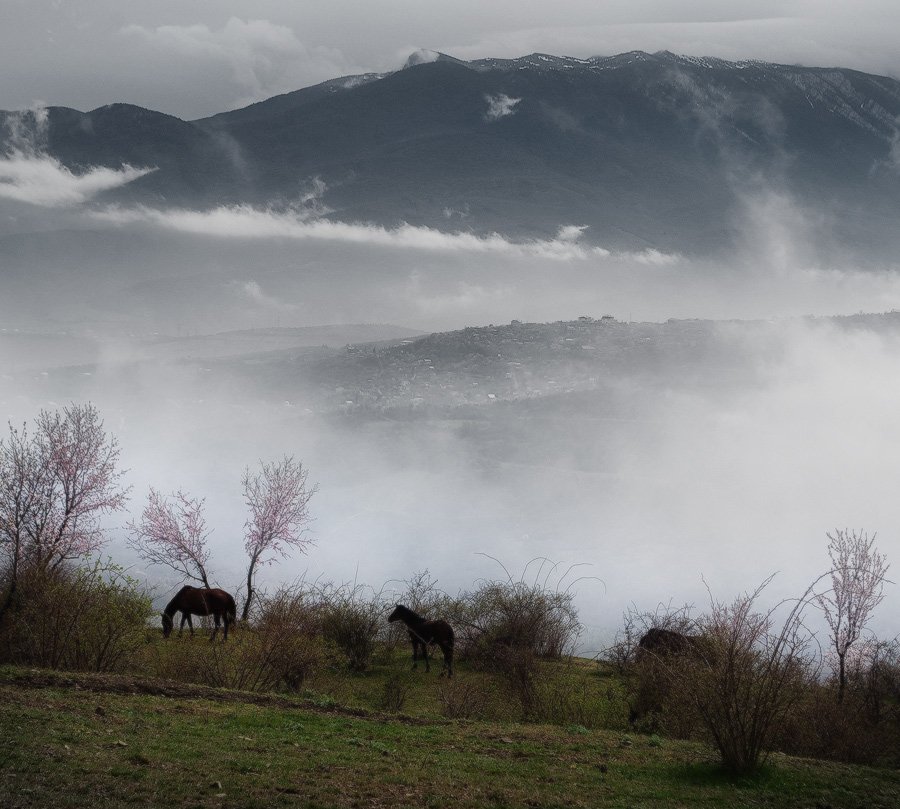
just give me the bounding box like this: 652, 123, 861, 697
395, 604, 425, 623
163, 585, 196, 616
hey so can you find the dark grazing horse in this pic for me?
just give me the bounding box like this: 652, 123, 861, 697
388, 604, 454, 677
638, 627, 700, 657
629, 627, 704, 725
161, 586, 237, 642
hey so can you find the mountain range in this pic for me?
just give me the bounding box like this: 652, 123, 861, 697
4, 49, 900, 258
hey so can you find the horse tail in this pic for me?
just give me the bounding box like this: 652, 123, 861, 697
226, 594, 237, 625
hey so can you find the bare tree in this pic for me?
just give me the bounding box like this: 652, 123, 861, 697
816, 529, 890, 702
0, 404, 129, 619
241, 457, 316, 621
127, 488, 212, 588
0, 424, 48, 619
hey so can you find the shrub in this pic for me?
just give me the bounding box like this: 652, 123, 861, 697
318, 582, 386, 671
437, 677, 492, 720
670, 578, 816, 775
146, 583, 324, 691
778, 637, 900, 767
451, 579, 582, 664
0, 560, 152, 672
611, 603, 699, 732
378, 669, 414, 712
604, 602, 697, 675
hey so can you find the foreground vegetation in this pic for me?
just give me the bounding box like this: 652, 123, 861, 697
2, 665, 899, 809
2, 401, 898, 798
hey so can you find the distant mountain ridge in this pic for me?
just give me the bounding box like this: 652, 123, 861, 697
4, 50, 900, 259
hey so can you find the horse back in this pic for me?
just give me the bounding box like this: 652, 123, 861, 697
420, 618, 454, 646
180, 587, 234, 617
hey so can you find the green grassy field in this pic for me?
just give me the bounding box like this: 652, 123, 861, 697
1, 666, 898, 809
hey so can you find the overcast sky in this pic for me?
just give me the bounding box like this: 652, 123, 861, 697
2, 0, 899, 119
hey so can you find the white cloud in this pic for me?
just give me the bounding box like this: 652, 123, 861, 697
92, 203, 678, 264
120, 17, 359, 110
235, 280, 297, 312
0, 151, 154, 207
484, 93, 522, 122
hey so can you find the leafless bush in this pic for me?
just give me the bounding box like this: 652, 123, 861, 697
779, 636, 900, 766
437, 676, 492, 720
384, 569, 455, 650
668, 577, 817, 775
378, 669, 414, 712
0, 560, 152, 672
318, 581, 387, 671
451, 570, 583, 664
603, 601, 697, 674
531, 665, 598, 727
149, 583, 324, 691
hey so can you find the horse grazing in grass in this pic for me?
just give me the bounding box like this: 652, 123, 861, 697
629, 627, 704, 726
388, 604, 454, 677
162, 586, 237, 642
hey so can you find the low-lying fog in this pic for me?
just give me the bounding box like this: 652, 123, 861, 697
1, 188, 899, 651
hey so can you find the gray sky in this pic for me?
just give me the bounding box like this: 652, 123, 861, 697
2, 1, 900, 119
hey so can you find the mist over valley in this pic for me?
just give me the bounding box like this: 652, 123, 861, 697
2, 47, 899, 649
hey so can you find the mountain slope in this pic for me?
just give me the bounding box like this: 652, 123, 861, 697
4, 50, 900, 257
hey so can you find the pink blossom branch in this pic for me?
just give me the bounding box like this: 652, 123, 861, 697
241, 456, 316, 620
127, 488, 212, 588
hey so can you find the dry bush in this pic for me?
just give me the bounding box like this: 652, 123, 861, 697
668, 578, 816, 775
778, 637, 900, 766
436, 564, 583, 719
145, 583, 324, 691
451, 579, 582, 664
437, 676, 493, 720
384, 569, 455, 652
610, 603, 699, 732
318, 582, 387, 671
530, 665, 599, 728
604, 602, 697, 674
0, 561, 152, 672
378, 669, 414, 712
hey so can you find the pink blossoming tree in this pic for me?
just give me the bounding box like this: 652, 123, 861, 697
0, 403, 129, 619
241, 456, 316, 621
127, 488, 212, 588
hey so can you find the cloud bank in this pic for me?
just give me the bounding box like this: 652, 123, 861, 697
0, 152, 153, 207
92, 203, 679, 264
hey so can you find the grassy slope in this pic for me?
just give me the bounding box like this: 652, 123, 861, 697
1, 668, 898, 809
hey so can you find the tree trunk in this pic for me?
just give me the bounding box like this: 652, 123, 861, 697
0, 550, 20, 623
241, 558, 257, 622
837, 651, 846, 703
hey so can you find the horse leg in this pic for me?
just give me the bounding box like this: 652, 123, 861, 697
186, 614, 195, 636
422, 643, 430, 673
210, 614, 220, 642
439, 642, 453, 678
223, 614, 229, 642
410, 640, 419, 670
178, 612, 188, 636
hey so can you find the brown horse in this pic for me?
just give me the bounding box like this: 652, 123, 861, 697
388, 604, 454, 677
162, 586, 237, 642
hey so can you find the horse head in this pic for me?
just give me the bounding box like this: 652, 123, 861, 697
161, 611, 174, 638
387, 604, 405, 623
